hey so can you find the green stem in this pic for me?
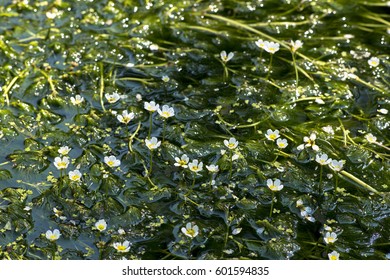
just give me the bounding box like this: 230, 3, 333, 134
148, 113, 153, 138
269, 192, 275, 218
223, 63, 228, 81
3, 68, 30, 106
292, 52, 299, 94
149, 150, 153, 175
229, 150, 233, 179
162, 120, 166, 143
128, 121, 142, 153
266, 54, 273, 80
318, 165, 323, 195
339, 170, 379, 194
191, 175, 196, 188
99, 62, 106, 112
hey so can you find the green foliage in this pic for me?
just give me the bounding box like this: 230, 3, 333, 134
0, 0, 389, 260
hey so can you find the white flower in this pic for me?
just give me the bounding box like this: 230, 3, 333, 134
265, 129, 280, 141
301, 208, 316, 222
316, 153, 332, 165
46, 8, 59, 19
117, 110, 135, 124
162, 75, 170, 82
54, 156, 69, 170
264, 41, 280, 54
58, 146, 71, 156
297, 133, 319, 151
206, 164, 219, 173
157, 105, 175, 119
232, 228, 242, 235
181, 223, 199, 238
365, 133, 377, 143
220, 50, 234, 63
45, 229, 61, 241
188, 159, 203, 173
322, 125, 334, 135
104, 155, 121, 167
68, 170, 82, 182
232, 153, 239, 161
95, 219, 107, 232
105, 93, 120, 103
324, 232, 338, 244
296, 199, 304, 207
118, 228, 126, 235
255, 39, 265, 49
113, 241, 131, 253
145, 137, 161, 150
224, 137, 238, 149
368, 57, 380, 67
291, 40, 303, 52
267, 179, 284, 191
144, 101, 159, 112
150, 44, 159, 51
136, 94, 142, 102
276, 138, 288, 149
328, 251, 340, 260
329, 160, 344, 172
70, 95, 84, 106
174, 154, 189, 168
377, 108, 388, 115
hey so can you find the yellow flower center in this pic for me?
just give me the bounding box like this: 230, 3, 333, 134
186, 229, 196, 237
97, 224, 105, 231
326, 237, 335, 243
122, 117, 131, 123
162, 112, 170, 118
269, 134, 277, 140
107, 160, 114, 166
191, 166, 198, 171
269, 185, 277, 191
57, 162, 67, 168
228, 143, 236, 149
329, 255, 338, 260
278, 143, 285, 148
71, 175, 80, 181
117, 245, 127, 251
179, 160, 187, 166
147, 144, 155, 149
49, 234, 57, 241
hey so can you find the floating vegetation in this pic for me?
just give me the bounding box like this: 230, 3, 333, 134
0, 0, 389, 260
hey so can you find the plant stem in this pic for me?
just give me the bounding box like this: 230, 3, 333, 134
162, 120, 166, 143
318, 165, 323, 195
269, 192, 275, 218
149, 151, 153, 175
229, 150, 233, 179
148, 113, 153, 138
292, 52, 299, 95
339, 170, 379, 194
99, 62, 105, 112
209, 174, 213, 187
191, 175, 196, 188
266, 54, 273, 80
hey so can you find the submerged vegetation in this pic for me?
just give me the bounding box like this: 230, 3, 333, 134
0, 0, 389, 260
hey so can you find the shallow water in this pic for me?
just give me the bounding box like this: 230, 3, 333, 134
0, 0, 389, 259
